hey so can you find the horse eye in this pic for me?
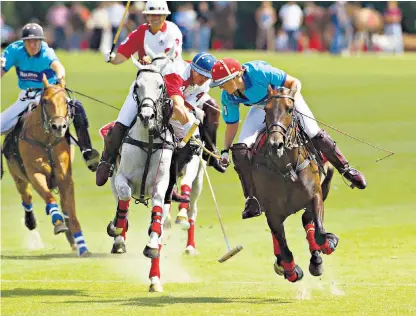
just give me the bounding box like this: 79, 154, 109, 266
159, 84, 163, 89
288, 108, 293, 114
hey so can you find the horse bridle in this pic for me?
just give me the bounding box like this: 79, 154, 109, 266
266, 94, 296, 143
40, 88, 71, 133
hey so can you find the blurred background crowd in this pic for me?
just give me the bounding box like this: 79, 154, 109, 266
2, 1, 416, 55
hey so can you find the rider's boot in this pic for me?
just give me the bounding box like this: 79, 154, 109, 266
96, 122, 128, 186
311, 130, 367, 189
70, 100, 100, 172
231, 143, 262, 219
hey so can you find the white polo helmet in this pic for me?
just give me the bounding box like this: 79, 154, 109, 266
142, 1, 171, 15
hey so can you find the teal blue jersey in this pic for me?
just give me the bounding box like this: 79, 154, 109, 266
221, 60, 287, 124
2, 40, 59, 90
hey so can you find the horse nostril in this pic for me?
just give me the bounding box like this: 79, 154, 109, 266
51, 124, 58, 130
62, 124, 67, 129
277, 142, 284, 150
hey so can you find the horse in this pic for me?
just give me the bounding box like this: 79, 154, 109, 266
3, 75, 90, 257
248, 86, 339, 282
107, 57, 174, 292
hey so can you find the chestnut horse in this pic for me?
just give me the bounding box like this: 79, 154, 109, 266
250, 86, 338, 282
3, 75, 90, 257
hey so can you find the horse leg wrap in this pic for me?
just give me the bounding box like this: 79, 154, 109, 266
187, 219, 195, 248
281, 260, 298, 282
320, 234, 338, 255
46, 203, 63, 224
149, 244, 162, 279
116, 199, 130, 238
73, 231, 88, 256
304, 222, 320, 252
150, 206, 163, 237
178, 184, 191, 210
272, 233, 281, 256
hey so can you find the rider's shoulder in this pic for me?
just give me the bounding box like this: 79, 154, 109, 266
4, 40, 25, 53
244, 60, 272, 72
165, 21, 182, 34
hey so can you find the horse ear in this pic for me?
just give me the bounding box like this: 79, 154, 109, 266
131, 55, 143, 71
42, 74, 49, 88
145, 44, 156, 60
267, 85, 274, 97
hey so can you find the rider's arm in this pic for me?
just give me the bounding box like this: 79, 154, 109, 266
50, 60, 66, 80
114, 25, 146, 65
283, 74, 302, 96
222, 91, 240, 150
164, 73, 193, 126
109, 53, 128, 65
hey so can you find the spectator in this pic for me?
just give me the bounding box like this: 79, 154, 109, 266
303, 2, 325, 52
67, 2, 90, 51
384, 1, 403, 54
86, 2, 111, 52
108, 1, 127, 46
255, 1, 277, 51
173, 3, 197, 51
1, 15, 15, 48
278, 1, 303, 52
275, 28, 289, 51
125, 1, 146, 33
212, 1, 237, 50
197, 1, 213, 52
329, 1, 353, 55
46, 2, 70, 49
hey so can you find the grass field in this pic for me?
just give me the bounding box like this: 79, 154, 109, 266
1, 51, 416, 315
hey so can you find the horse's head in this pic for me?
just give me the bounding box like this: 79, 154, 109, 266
131, 57, 166, 132
265, 86, 297, 158
40, 74, 69, 138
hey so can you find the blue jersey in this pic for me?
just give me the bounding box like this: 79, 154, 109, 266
2, 40, 59, 90
221, 60, 287, 124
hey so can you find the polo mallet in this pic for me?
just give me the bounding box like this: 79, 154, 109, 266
110, 1, 131, 55
200, 156, 243, 263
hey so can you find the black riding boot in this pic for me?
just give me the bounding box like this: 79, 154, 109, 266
231, 143, 262, 219
70, 100, 100, 172
201, 99, 226, 173
168, 142, 194, 203
96, 122, 128, 186
312, 130, 367, 189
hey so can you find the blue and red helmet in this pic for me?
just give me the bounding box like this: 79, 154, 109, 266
190, 52, 217, 79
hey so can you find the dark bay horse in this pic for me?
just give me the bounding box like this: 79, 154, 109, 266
250, 86, 338, 282
3, 75, 90, 257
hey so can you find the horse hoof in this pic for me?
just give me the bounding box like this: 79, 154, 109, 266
273, 258, 284, 276
24, 212, 37, 230
285, 265, 304, 283
184, 245, 198, 256
149, 277, 163, 293
143, 246, 159, 259
54, 222, 68, 235
80, 251, 92, 258
309, 251, 324, 276
106, 221, 122, 237
321, 233, 339, 255
111, 242, 126, 254
163, 213, 172, 229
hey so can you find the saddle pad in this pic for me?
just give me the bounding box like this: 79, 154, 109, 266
99, 121, 116, 139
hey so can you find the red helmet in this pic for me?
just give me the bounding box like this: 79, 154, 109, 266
210, 58, 243, 88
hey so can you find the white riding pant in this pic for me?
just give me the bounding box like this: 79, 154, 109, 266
117, 81, 200, 139
238, 93, 321, 147
1, 90, 41, 135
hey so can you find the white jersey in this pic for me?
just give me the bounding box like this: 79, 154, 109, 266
118, 21, 183, 60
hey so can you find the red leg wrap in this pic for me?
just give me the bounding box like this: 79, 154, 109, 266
320, 238, 334, 255
281, 260, 297, 282
149, 244, 162, 278
187, 219, 195, 248
272, 234, 281, 256
304, 223, 320, 252
151, 206, 163, 236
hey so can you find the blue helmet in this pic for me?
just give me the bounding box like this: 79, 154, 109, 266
190, 52, 216, 79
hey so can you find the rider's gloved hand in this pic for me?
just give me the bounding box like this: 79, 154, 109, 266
220, 149, 231, 168
104, 51, 116, 63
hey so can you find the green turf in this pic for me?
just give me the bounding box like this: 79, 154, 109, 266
1, 51, 416, 315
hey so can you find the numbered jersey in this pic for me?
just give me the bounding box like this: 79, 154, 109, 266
117, 21, 183, 60
162, 59, 210, 109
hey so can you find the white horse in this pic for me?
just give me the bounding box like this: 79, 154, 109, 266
109, 57, 174, 292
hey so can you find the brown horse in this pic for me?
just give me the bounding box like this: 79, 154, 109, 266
250, 86, 338, 282
3, 75, 90, 257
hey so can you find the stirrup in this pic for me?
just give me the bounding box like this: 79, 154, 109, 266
97, 160, 115, 177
